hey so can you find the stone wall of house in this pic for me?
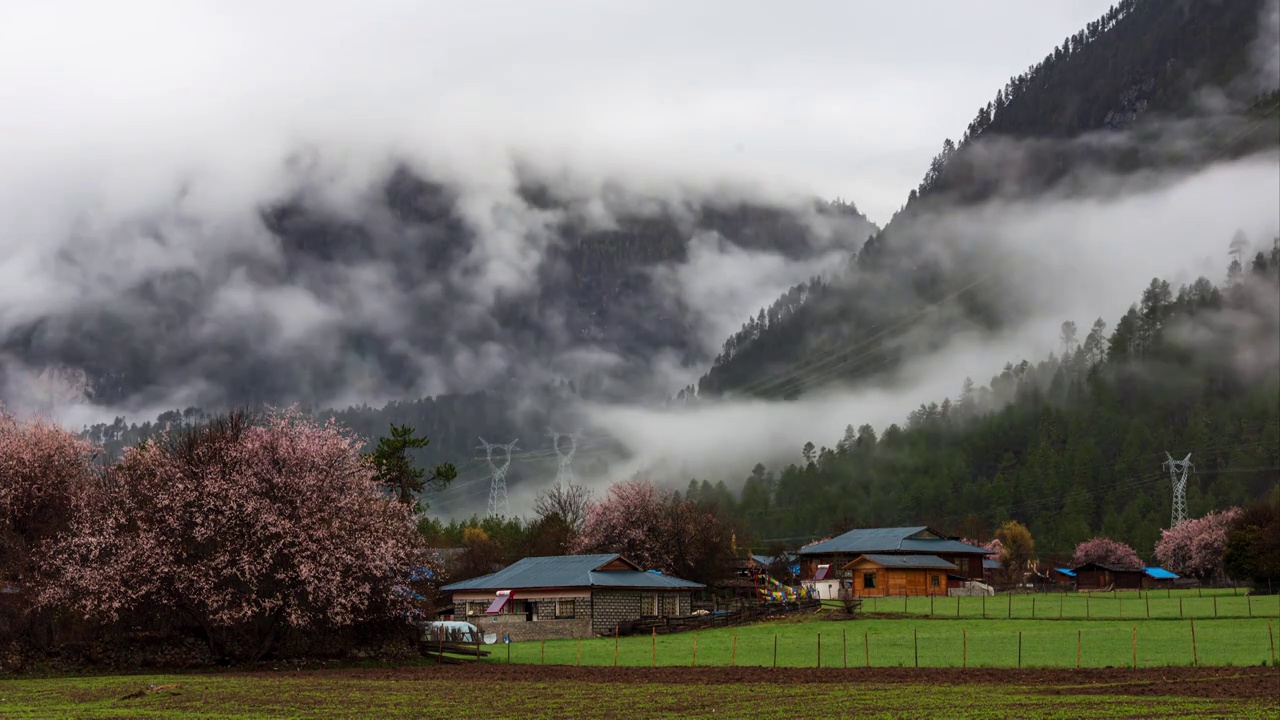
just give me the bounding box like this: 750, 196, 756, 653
467, 615, 593, 642
590, 590, 692, 634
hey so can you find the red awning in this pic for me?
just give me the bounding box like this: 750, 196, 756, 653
485, 593, 512, 614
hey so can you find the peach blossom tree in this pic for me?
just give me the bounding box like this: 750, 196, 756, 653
1071, 536, 1143, 570
39, 409, 424, 660
0, 409, 100, 641
1154, 507, 1242, 582
573, 479, 730, 584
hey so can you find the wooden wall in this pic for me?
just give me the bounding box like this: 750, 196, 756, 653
848, 563, 947, 597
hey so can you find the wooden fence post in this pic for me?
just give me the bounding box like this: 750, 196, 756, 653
1269, 620, 1275, 666
931, 594, 935, 617
1247, 594, 1252, 617
1119, 595, 1122, 618
651, 627, 655, 668
864, 630, 870, 668
1190, 618, 1198, 667
962, 627, 967, 668
1086, 595, 1090, 618
1146, 594, 1150, 619
1017, 631, 1022, 668
1213, 596, 1218, 618
577, 638, 582, 667
507, 639, 511, 664
1059, 594, 1063, 620
982, 594, 986, 619
1077, 629, 1081, 669
1132, 625, 1137, 669
1179, 598, 1183, 618
614, 626, 619, 667
773, 633, 777, 668
1007, 593, 1012, 619
692, 633, 698, 667
731, 632, 738, 667
913, 628, 918, 668
1032, 596, 1036, 618
957, 596, 961, 617
817, 632, 821, 668
842, 629, 847, 668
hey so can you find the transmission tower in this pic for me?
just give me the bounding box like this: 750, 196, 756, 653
1163, 452, 1193, 527
478, 437, 519, 517
548, 428, 579, 487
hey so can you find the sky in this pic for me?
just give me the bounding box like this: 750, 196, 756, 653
1, 0, 1117, 225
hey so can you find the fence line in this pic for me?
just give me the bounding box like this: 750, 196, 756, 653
487, 617, 1278, 669
851, 589, 1280, 621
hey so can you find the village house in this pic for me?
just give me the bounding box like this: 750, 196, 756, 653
798, 526, 990, 591
440, 554, 704, 641
1072, 563, 1181, 591
843, 554, 956, 597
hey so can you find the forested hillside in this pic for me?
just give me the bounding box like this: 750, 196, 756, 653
696, 0, 1280, 400
696, 244, 1280, 559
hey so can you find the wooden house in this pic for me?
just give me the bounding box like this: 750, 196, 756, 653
842, 554, 957, 597
1072, 562, 1145, 590
799, 526, 989, 587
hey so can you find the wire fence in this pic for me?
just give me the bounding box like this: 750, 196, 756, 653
497, 616, 1279, 669
842, 588, 1280, 621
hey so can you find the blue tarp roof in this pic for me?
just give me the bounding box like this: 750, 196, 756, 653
800, 526, 989, 556
441, 554, 705, 592
1143, 567, 1179, 579
1054, 567, 1077, 577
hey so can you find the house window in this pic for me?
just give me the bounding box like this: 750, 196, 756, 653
863, 572, 877, 589
641, 594, 658, 616
931, 575, 940, 588
555, 598, 574, 618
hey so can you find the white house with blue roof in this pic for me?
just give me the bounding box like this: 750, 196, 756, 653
441, 554, 704, 640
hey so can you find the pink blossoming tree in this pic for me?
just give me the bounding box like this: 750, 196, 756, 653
1071, 537, 1143, 570
573, 479, 730, 584
0, 410, 99, 641
39, 409, 424, 660
1154, 507, 1242, 582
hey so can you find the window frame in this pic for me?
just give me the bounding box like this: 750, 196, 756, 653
863, 571, 877, 589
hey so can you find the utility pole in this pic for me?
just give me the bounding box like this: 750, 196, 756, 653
1163, 452, 1193, 527
547, 427, 579, 488
478, 437, 519, 517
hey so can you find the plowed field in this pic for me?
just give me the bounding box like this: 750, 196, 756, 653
3, 664, 1276, 718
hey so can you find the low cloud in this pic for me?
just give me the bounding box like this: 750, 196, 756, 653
581, 152, 1280, 489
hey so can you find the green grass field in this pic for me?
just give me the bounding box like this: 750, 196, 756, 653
843, 587, 1280, 621
493, 616, 1278, 668
1, 668, 1276, 719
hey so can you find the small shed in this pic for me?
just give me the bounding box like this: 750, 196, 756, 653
843, 554, 956, 597
1072, 562, 1145, 590
1141, 567, 1179, 588
802, 563, 841, 600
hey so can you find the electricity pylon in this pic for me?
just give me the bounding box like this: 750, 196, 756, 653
547, 428, 579, 487
478, 437, 519, 517
1163, 452, 1193, 527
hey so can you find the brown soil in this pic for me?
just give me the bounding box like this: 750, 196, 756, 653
236, 664, 1280, 700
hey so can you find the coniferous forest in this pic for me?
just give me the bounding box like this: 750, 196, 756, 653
694, 247, 1280, 559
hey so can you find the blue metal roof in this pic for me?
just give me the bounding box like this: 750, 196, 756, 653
800, 526, 989, 556
441, 554, 705, 592
849, 553, 957, 570
1143, 567, 1179, 580
982, 558, 1001, 570
1054, 567, 1077, 577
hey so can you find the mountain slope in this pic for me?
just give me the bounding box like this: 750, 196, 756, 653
696, 0, 1280, 400
1, 166, 874, 411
